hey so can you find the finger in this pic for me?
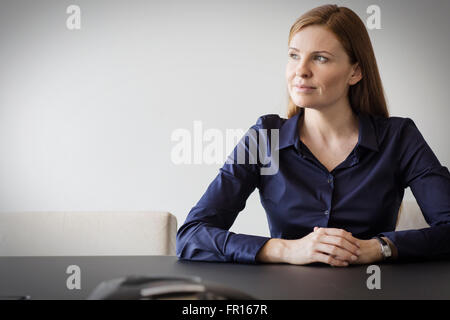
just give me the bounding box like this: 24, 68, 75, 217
320, 235, 360, 256
312, 252, 349, 267
315, 228, 360, 248
315, 243, 357, 262
334, 254, 363, 265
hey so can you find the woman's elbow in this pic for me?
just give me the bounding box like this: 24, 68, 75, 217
175, 227, 188, 259
175, 221, 199, 260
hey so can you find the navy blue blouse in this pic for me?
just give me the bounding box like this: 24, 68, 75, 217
176, 109, 450, 263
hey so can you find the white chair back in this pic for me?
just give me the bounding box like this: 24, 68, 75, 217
0, 211, 177, 256
396, 200, 430, 231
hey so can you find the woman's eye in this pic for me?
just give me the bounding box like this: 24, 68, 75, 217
315, 55, 328, 62
288, 53, 328, 63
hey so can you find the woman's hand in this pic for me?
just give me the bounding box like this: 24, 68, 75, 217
348, 237, 393, 264
281, 227, 362, 267
256, 227, 392, 266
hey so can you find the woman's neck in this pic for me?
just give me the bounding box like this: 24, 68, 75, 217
299, 104, 359, 146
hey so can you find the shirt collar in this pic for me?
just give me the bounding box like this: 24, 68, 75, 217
276, 108, 379, 153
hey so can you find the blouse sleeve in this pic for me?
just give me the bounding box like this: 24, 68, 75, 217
176, 117, 277, 263
379, 118, 450, 260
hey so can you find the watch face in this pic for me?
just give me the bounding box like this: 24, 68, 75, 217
383, 245, 392, 257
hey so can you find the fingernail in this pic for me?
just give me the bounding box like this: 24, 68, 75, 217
356, 250, 361, 255
351, 255, 357, 261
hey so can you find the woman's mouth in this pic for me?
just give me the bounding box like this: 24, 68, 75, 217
294, 85, 316, 93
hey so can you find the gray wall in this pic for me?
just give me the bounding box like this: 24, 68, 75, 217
0, 0, 449, 239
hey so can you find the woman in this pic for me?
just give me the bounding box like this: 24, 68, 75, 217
176, 5, 450, 267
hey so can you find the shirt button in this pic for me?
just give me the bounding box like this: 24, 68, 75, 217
324, 210, 329, 215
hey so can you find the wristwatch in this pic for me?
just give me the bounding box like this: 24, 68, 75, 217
373, 236, 392, 260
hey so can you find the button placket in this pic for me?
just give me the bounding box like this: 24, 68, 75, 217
327, 174, 334, 187
324, 174, 334, 217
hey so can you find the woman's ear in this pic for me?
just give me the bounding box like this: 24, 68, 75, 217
349, 63, 363, 86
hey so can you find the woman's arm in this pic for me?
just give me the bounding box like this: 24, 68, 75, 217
176, 120, 273, 263
378, 118, 450, 261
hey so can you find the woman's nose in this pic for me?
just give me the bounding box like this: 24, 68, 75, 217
295, 61, 312, 78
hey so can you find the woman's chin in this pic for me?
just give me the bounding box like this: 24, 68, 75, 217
292, 98, 318, 108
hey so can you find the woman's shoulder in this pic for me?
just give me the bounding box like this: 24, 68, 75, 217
370, 114, 421, 141
253, 113, 287, 130
253, 112, 421, 137
371, 113, 414, 126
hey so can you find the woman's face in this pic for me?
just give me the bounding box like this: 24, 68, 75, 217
286, 25, 361, 110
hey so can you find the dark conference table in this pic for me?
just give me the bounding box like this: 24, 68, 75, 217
1, 255, 450, 300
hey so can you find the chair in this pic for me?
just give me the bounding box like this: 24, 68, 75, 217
395, 199, 430, 231
0, 211, 177, 256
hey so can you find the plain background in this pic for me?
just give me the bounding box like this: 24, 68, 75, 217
0, 0, 449, 239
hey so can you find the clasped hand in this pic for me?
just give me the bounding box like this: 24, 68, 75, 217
284, 227, 383, 267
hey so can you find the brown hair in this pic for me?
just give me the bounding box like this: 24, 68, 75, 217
287, 4, 389, 119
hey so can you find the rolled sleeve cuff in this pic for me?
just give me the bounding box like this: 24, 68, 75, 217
378, 229, 432, 261
226, 233, 271, 264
